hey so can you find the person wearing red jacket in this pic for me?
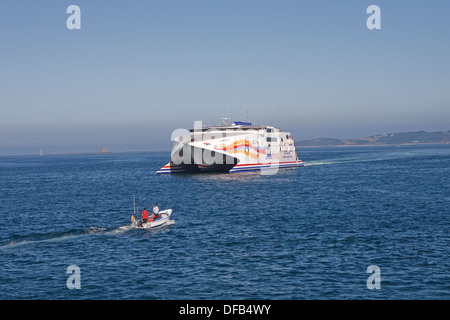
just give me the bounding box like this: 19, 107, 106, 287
141, 208, 149, 223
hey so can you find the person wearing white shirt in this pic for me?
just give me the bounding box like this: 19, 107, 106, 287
152, 203, 160, 219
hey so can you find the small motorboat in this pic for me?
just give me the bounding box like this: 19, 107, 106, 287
132, 209, 173, 229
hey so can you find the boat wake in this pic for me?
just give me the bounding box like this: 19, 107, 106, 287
303, 149, 435, 167
0, 224, 137, 250
1, 218, 177, 250
303, 161, 336, 166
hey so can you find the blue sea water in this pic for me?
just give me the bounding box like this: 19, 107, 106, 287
0, 145, 448, 300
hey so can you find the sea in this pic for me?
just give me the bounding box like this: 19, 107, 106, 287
0, 145, 448, 300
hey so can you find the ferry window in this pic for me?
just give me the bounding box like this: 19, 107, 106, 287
266, 137, 278, 142
267, 128, 274, 133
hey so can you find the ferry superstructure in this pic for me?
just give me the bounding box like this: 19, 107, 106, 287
157, 121, 304, 174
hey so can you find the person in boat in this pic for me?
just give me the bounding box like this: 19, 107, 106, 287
141, 208, 149, 223
152, 203, 160, 219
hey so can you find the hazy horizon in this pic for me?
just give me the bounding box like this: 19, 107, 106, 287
1, 1, 449, 155
1, 123, 448, 156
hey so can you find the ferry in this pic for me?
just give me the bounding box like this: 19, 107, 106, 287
157, 120, 304, 174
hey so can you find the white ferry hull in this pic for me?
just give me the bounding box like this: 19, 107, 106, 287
229, 160, 303, 173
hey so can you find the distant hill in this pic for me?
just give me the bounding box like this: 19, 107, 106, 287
296, 130, 450, 147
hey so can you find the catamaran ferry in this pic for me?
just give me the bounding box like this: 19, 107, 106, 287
157, 120, 304, 174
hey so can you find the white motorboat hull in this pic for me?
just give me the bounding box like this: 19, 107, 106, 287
133, 209, 173, 229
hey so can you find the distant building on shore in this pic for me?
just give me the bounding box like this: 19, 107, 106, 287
100, 147, 109, 154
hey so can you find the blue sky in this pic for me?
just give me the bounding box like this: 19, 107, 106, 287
1, 1, 449, 154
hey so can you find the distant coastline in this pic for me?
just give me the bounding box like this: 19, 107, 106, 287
295, 130, 450, 147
